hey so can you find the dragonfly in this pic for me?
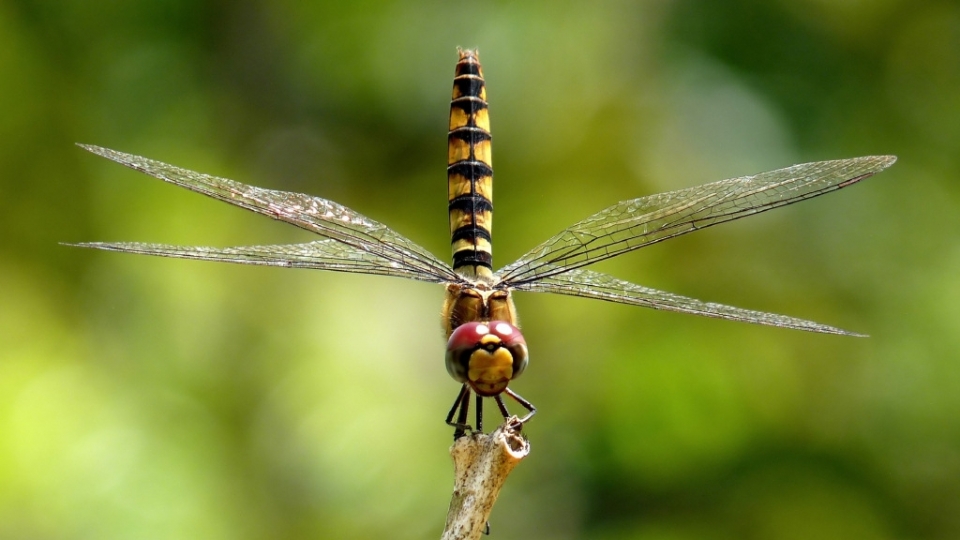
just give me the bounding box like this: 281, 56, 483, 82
73, 49, 896, 439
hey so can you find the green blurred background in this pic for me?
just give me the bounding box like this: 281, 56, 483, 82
2, 1, 958, 538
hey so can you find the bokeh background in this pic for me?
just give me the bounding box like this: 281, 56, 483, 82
2, 1, 958, 539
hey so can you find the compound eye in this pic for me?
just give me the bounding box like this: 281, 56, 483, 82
445, 322, 491, 383
447, 322, 491, 353
487, 321, 525, 348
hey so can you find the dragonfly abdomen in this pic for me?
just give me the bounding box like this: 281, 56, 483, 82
448, 49, 494, 281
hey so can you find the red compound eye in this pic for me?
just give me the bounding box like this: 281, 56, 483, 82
487, 321, 526, 348
446, 321, 491, 353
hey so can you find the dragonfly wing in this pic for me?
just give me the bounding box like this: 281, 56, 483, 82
497, 156, 896, 285
78, 144, 460, 283
512, 267, 864, 336
69, 240, 452, 283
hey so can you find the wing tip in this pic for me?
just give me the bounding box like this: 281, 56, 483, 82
61, 241, 109, 250
76, 142, 107, 155
76, 144, 140, 168
795, 319, 868, 337
833, 154, 897, 171
831, 328, 869, 338
870, 154, 897, 171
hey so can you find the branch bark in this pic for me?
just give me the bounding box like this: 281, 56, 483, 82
440, 421, 531, 540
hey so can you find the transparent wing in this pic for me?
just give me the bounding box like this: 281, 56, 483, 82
513, 267, 863, 336
78, 145, 459, 283
497, 156, 896, 286
69, 239, 448, 283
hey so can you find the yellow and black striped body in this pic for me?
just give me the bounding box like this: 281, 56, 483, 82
448, 49, 494, 282
441, 50, 517, 340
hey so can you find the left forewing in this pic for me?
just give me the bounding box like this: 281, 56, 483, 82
77, 145, 458, 283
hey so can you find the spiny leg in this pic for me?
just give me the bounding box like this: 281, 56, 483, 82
494, 394, 510, 418
445, 384, 472, 439
455, 389, 471, 439
456, 386, 471, 429
503, 387, 537, 431
475, 393, 484, 434
445, 384, 468, 426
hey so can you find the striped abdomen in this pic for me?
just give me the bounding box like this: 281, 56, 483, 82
448, 49, 494, 282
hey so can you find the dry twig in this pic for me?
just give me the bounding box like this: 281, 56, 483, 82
440, 421, 531, 539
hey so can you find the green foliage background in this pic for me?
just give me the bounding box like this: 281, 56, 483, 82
2, 1, 958, 538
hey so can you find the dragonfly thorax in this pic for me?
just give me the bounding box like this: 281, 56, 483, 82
442, 282, 517, 338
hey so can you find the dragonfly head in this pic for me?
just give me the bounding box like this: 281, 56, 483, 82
445, 321, 528, 396
442, 282, 517, 338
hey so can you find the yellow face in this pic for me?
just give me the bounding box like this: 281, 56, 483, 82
466, 334, 516, 395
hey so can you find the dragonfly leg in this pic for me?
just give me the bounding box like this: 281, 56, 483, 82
475, 393, 484, 434
503, 387, 537, 431
445, 384, 473, 439
494, 394, 510, 418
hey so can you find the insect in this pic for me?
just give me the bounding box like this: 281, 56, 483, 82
73, 49, 896, 439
